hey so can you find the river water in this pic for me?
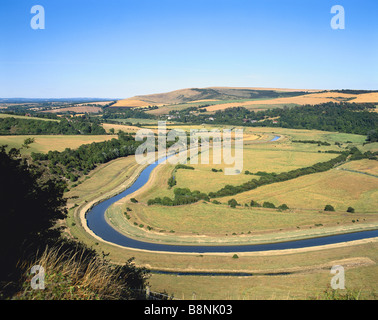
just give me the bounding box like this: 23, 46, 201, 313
86, 136, 378, 253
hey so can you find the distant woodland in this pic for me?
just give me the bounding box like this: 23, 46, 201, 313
0, 117, 106, 135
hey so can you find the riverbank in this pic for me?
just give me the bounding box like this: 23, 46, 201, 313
84, 148, 378, 254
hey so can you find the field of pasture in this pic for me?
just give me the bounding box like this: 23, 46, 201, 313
100, 127, 377, 242
0, 134, 116, 155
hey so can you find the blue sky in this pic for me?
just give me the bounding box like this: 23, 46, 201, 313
0, 0, 377, 98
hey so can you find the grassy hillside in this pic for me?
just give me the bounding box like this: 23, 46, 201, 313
113, 87, 316, 107
113, 88, 378, 117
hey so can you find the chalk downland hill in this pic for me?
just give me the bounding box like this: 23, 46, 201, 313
112, 87, 319, 107
112, 87, 378, 111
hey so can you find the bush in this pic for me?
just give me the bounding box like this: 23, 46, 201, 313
232, 254, 239, 259
250, 200, 261, 207
278, 204, 289, 211
130, 198, 138, 203
263, 201, 276, 209
167, 176, 176, 188
324, 204, 335, 212
228, 199, 238, 208
347, 207, 355, 213
175, 164, 194, 170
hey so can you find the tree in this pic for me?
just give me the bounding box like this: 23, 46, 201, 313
168, 176, 176, 188
347, 207, 355, 213
324, 204, 335, 212
0, 146, 67, 296
263, 201, 276, 209
366, 129, 378, 143
250, 200, 261, 207
228, 199, 238, 208
22, 137, 35, 149
278, 204, 289, 211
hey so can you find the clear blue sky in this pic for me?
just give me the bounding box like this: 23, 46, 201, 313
0, 0, 377, 98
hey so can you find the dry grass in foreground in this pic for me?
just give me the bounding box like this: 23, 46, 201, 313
14, 245, 148, 300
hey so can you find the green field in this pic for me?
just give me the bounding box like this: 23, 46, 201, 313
100, 127, 377, 242
41, 125, 377, 300
0, 134, 116, 155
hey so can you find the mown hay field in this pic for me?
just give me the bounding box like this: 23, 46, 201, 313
205, 92, 378, 112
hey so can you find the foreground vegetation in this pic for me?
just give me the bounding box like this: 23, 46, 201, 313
0, 146, 149, 300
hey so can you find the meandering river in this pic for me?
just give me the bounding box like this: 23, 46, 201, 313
86, 136, 378, 253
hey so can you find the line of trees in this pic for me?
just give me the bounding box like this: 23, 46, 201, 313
147, 187, 209, 206
210, 147, 376, 198
102, 108, 155, 120
292, 140, 331, 146
148, 147, 377, 207
170, 102, 378, 135
31, 132, 142, 181
209, 153, 350, 198
168, 164, 195, 188
0, 117, 106, 135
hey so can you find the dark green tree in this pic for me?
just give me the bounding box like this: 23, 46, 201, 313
228, 199, 238, 208
324, 204, 335, 212
0, 146, 67, 296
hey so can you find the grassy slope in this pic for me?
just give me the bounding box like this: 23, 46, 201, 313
0, 135, 117, 155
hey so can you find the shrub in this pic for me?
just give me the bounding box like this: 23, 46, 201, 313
250, 200, 261, 207
167, 176, 176, 188
228, 199, 238, 208
175, 164, 194, 170
347, 207, 355, 213
324, 204, 335, 212
263, 201, 276, 209
130, 198, 138, 203
232, 254, 239, 259
277, 204, 289, 211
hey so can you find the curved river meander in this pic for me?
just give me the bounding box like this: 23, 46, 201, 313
86, 136, 378, 253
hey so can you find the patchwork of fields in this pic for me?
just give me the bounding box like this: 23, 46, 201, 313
55, 127, 377, 247
1, 114, 377, 300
